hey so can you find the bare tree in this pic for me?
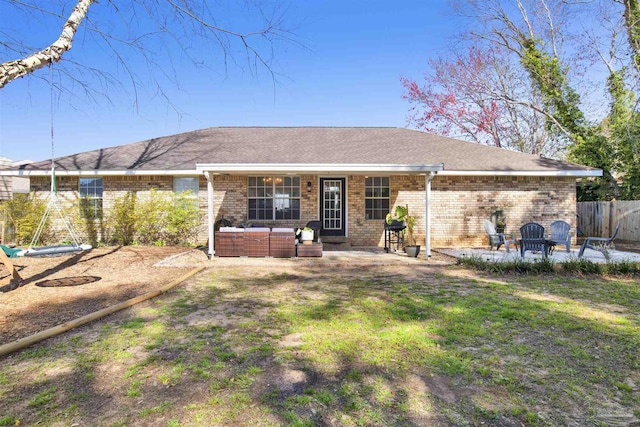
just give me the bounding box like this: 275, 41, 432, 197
419, 0, 613, 151
0, 0, 91, 87
613, 0, 640, 78
0, 0, 296, 104
451, 0, 568, 59
403, 45, 562, 156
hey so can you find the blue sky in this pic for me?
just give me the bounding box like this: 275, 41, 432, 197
0, 1, 460, 162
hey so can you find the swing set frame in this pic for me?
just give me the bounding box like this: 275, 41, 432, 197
19, 62, 91, 257
0, 63, 91, 286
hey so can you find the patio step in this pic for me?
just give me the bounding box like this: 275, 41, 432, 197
321, 236, 348, 244
323, 241, 352, 251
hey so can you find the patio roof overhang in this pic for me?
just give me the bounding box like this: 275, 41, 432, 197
1, 164, 601, 177
437, 169, 603, 177
195, 163, 445, 174
199, 164, 445, 260
0, 169, 200, 177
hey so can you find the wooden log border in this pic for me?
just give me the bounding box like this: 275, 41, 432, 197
0, 266, 206, 357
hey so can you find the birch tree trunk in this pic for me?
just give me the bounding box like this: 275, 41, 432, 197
0, 0, 94, 88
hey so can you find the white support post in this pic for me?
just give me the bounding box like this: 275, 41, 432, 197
425, 171, 436, 259
205, 171, 215, 259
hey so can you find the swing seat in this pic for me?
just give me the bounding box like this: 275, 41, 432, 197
1, 245, 22, 258
17, 244, 92, 257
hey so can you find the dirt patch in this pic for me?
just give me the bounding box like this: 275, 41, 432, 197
1, 252, 638, 426
0, 247, 455, 347
0, 246, 197, 345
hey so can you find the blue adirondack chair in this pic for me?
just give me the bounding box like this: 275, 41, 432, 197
548, 220, 572, 253
578, 223, 620, 258
520, 222, 554, 258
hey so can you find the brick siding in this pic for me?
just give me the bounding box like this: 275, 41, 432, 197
28, 173, 577, 248
431, 176, 576, 247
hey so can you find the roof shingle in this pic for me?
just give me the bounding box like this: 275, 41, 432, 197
18, 127, 598, 173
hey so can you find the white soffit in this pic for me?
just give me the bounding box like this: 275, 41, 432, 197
0, 170, 200, 177
437, 170, 603, 177
0, 166, 602, 178
196, 163, 445, 173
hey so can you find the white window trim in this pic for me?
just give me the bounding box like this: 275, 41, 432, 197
364, 176, 390, 220
79, 177, 104, 218
173, 176, 199, 198
247, 176, 301, 221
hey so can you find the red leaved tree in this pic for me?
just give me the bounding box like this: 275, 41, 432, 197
402, 46, 560, 156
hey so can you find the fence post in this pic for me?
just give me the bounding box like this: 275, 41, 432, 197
602, 202, 610, 238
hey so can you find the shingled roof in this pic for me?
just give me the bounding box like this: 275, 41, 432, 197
14, 127, 600, 175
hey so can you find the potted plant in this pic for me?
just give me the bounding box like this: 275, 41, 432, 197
492, 209, 506, 233
297, 227, 315, 244
386, 205, 420, 257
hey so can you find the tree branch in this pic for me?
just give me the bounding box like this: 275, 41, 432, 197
0, 0, 94, 88
498, 94, 577, 143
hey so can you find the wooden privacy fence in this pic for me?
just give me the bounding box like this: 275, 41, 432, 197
577, 201, 640, 241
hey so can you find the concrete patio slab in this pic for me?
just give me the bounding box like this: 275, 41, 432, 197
157, 246, 458, 267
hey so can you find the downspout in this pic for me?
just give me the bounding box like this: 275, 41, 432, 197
205, 171, 215, 259
425, 171, 436, 259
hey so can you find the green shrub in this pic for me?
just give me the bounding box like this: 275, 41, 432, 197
603, 259, 640, 276
78, 196, 103, 246
559, 257, 640, 276
559, 257, 603, 275
62, 201, 105, 247
457, 255, 554, 274
135, 189, 171, 245
459, 253, 640, 277
1, 193, 50, 245
164, 191, 200, 245
1, 190, 199, 247
615, 260, 637, 274
109, 192, 137, 245
104, 189, 199, 246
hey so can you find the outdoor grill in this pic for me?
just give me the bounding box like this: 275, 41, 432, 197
384, 220, 406, 253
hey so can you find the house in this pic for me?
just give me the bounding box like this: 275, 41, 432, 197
0, 157, 33, 200
0, 127, 602, 258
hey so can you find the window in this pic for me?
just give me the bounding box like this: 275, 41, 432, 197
79, 177, 103, 218
248, 176, 300, 220
365, 177, 389, 220
173, 177, 199, 197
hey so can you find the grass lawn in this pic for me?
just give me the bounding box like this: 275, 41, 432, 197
0, 262, 638, 426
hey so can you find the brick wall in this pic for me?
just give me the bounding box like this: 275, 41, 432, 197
347, 175, 576, 247
28, 173, 577, 248
210, 174, 319, 229
30, 175, 209, 243
347, 175, 426, 246
431, 176, 577, 247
